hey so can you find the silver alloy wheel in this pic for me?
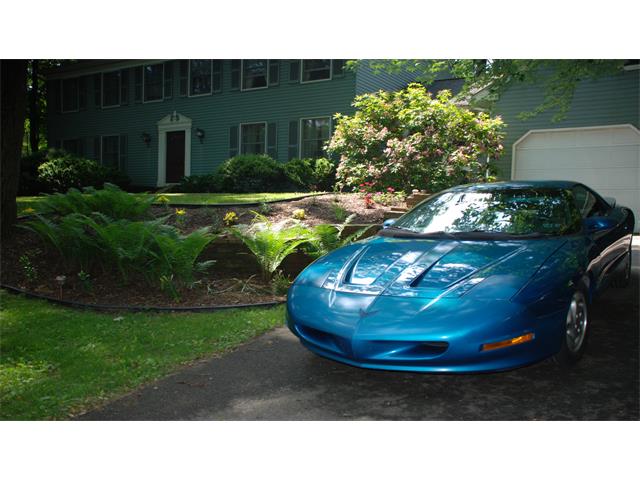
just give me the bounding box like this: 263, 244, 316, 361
565, 291, 588, 354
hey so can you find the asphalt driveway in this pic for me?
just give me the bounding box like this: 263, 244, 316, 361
80, 242, 639, 421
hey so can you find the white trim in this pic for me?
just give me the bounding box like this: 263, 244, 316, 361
623, 63, 640, 71
239, 122, 268, 154
99, 134, 121, 169
142, 62, 165, 104
156, 112, 192, 187
187, 60, 214, 98
511, 124, 640, 179
299, 116, 332, 159
60, 78, 80, 113
47, 60, 163, 80
300, 59, 333, 84
100, 70, 121, 109
240, 60, 270, 92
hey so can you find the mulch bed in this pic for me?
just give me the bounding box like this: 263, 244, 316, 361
1, 194, 395, 309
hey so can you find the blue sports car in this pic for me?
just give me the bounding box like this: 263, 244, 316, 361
287, 181, 635, 373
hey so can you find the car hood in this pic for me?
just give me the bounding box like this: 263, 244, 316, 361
294, 235, 567, 300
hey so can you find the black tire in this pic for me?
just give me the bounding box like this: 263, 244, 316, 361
612, 243, 632, 288
552, 288, 589, 366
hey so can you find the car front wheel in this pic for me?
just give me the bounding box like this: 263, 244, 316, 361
552, 289, 589, 366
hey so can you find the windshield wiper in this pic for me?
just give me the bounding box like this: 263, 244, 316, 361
379, 227, 458, 240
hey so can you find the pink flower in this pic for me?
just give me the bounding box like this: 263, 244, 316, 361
386, 187, 395, 193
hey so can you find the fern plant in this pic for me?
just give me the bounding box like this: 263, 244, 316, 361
304, 214, 373, 259
230, 215, 312, 282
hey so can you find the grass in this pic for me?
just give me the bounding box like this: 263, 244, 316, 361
0, 290, 285, 420
17, 192, 325, 215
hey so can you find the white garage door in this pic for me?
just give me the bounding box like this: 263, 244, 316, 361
513, 124, 640, 232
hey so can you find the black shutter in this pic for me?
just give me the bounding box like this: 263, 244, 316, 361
134, 67, 142, 103
94, 74, 101, 107
229, 125, 239, 158
332, 59, 346, 77
268, 60, 279, 86
120, 69, 129, 105
94, 137, 101, 163
119, 134, 128, 172
230, 60, 240, 90
288, 120, 299, 160
164, 61, 173, 99
267, 122, 277, 158
179, 60, 188, 96
289, 60, 300, 82
212, 60, 222, 92
78, 77, 87, 110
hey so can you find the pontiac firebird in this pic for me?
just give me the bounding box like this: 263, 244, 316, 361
286, 181, 635, 373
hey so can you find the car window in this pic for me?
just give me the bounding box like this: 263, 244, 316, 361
571, 186, 605, 217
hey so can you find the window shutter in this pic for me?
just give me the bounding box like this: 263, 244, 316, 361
289, 60, 300, 82
120, 69, 129, 105
119, 134, 128, 172
268, 60, 279, 86
230, 60, 240, 90
212, 60, 222, 92
164, 61, 173, 99
94, 137, 101, 163
267, 122, 277, 158
229, 125, 239, 158
134, 67, 142, 103
93, 74, 101, 107
179, 60, 188, 96
288, 120, 299, 160
332, 59, 346, 77
78, 77, 87, 110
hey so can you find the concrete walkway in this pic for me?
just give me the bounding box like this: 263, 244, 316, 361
80, 242, 639, 420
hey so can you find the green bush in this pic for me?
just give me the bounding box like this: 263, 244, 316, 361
176, 173, 224, 193
217, 155, 289, 193
37, 150, 129, 193
38, 184, 154, 220
283, 158, 336, 191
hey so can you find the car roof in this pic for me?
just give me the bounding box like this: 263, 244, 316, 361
449, 180, 581, 192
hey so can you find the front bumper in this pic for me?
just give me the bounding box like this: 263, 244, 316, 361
286, 285, 565, 373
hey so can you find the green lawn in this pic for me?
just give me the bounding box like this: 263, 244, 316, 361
0, 290, 284, 420
17, 192, 324, 215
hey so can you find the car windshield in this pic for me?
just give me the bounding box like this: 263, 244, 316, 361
388, 187, 581, 237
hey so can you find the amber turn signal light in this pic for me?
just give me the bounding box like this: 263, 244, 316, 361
481, 333, 535, 351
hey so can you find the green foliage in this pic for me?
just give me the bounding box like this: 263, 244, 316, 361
331, 202, 348, 223
257, 202, 272, 216
19, 254, 38, 283
361, 59, 626, 122
271, 271, 292, 295
292, 208, 305, 220
36, 149, 129, 193
303, 214, 372, 259
283, 157, 336, 191
217, 155, 289, 193
328, 84, 504, 192
176, 173, 224, 193
77, 270, 92, 293
38, 183, 154, 220
230, 216, 311, 282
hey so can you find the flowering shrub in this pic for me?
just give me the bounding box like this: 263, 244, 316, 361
292, 209, 306, 220
327, 84, 505, 193
223, 211, 238, 226
358, 183, 405, 208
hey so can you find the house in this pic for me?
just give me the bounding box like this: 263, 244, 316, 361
45, 60, 418, 187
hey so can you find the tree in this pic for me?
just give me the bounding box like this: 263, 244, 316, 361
360, 60, 626, 122
1, 60, 28, 238
327, 84, 504, 193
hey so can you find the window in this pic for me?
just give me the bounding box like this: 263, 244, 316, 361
242, 60, 268, 90
101, 135, 120, 169
102, 71, 121, 107
300, 117, 331, 158
572, 185, 606, 217
240, 123, 266, 154
301, 60, 331, 83
143, 64, 164, 102
189, 60, 212, 96
61, 78, 79, 112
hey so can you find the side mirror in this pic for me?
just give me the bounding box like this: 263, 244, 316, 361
584, 216, 617, 233
382, 218, 397, 229
603, 196, 617, 208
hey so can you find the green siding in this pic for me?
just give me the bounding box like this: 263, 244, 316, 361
493, 69, 640, 179
355, 61, 420, 95
48, 60, 359, 186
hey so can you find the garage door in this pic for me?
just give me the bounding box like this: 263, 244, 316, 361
513, 124, 640, 232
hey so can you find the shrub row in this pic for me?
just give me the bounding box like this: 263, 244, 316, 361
176, 155, 336, 193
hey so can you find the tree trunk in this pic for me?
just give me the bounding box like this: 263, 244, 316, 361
29, 60, 40, 153
1, 59, 28, 239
